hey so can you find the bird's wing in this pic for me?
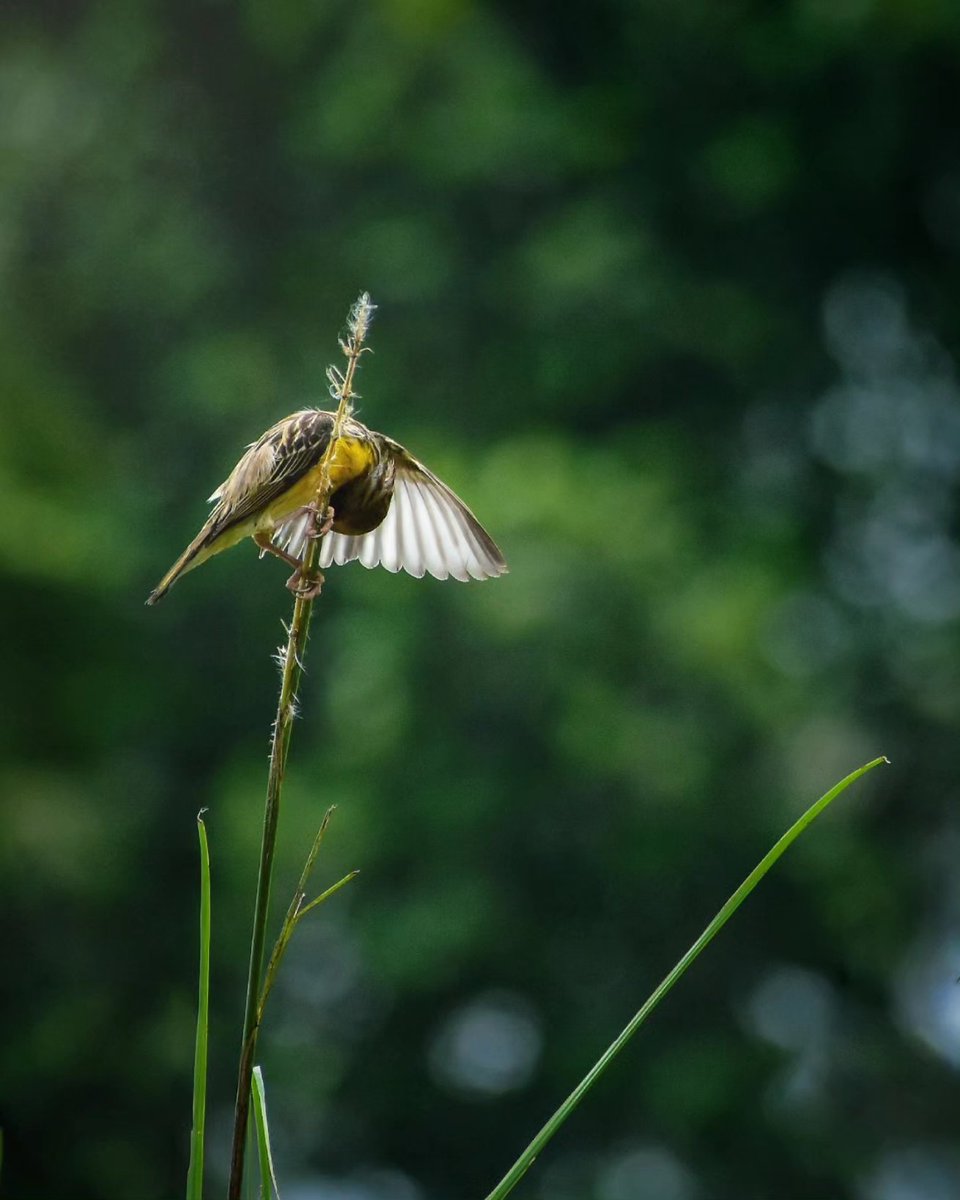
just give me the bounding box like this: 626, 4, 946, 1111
273, 449, 507, 582
209, 410, 334, 533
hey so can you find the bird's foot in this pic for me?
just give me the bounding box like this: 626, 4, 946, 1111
256, 507, 331, 598
286, 568, 325, 600
291, 501, 335, 540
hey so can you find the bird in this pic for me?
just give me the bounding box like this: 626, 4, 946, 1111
146, 409, 507, 605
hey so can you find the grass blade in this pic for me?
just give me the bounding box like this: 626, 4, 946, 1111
186, 811, 212, 1200
251, 1066, 281, 1200
258, 866, 359, 1024
483, 756, 889, 1200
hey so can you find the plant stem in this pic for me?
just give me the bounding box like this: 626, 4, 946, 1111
227, 293, 375, 1200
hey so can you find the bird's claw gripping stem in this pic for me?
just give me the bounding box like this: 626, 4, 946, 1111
305, 503, 335, 540
287, 502, 332, 596
286, 568, 324, 599
254, 503, 334, 598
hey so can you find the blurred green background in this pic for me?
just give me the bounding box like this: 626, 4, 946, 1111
3, 1, 960, 1197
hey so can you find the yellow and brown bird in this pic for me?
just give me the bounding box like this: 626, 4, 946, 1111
146, 410, 507, 604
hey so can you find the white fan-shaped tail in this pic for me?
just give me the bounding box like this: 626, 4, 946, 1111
271, 468, 506, 582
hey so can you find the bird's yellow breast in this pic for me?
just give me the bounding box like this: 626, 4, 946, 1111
255, 434, 378, 530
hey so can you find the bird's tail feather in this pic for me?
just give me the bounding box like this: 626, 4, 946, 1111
146, 526, 217, 605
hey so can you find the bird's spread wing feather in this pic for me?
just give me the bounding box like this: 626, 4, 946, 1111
273, 455, 507, 582
209, 410, 333, 533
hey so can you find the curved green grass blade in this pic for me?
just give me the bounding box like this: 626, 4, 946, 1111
483, 756, 888, 1200
252, 1066, 281, 1200
186, 812, 212, 1200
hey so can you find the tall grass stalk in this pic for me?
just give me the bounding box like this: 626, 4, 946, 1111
186, 812, 212, 1200
227, 293, 376, 1200
483, 755, 888, 1200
